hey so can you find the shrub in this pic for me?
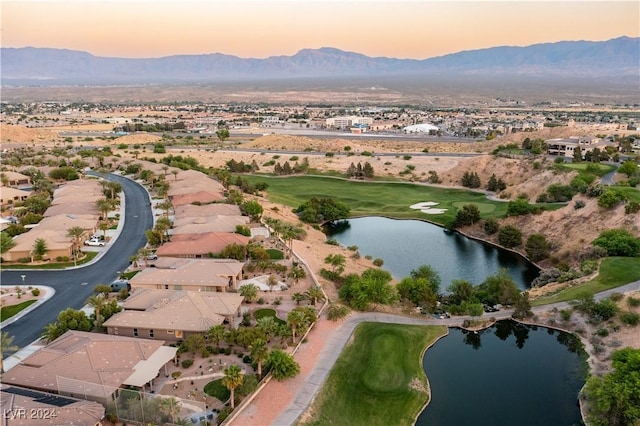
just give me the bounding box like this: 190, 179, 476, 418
325, 238, 339, 246
593, 228, 640, 257
531, 268, 562, 287
627, 297, 640, 308
595, 328, 609, 337
171, 371, 182, 379
624, 201, 640, 214
373, 258, 384, 267
498, 225, 522, 248
484, 219, 499, 235
31, 288, 40, 296
619, 312, 640, 326
326, 303, 350, 321
181, 359, 194, 369
560, 309, 572, 321
574, 200, 586, 210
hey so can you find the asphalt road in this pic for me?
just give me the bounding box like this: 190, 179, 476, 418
0, 173, 153, 352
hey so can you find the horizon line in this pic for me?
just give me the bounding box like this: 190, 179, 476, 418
2, 35, 636, 61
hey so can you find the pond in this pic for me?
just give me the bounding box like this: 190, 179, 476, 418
326, 216, 538, 289
417, 321, 587, 425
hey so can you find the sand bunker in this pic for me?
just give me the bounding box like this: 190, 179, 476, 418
409, 201, 447, 215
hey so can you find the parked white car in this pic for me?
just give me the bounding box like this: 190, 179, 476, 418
84, 237, 105, 247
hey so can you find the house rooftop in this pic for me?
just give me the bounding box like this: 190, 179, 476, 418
0, 384, 105, 426
104, 289, 244, 331
2, 331, 176, 399
130, 258, 244, 288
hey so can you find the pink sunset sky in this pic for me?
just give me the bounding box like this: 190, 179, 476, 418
2, 1, 638, 59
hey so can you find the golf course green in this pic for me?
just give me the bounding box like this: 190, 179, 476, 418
301, 322, 447, 426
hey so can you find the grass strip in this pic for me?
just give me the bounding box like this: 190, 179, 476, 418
532, 257, 640, 306
1, 299, 37, 322
301, 322, 447, 426
0, 252, 98, 270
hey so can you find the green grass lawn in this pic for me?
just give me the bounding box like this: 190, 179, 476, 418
554, 162, 616, 177
302, 322, 447, 426
242, 175, 561, 227
532, 257, 640, 306
0, 252, 98, 270
253, 308, 286, 325
266, 248, 284, 260
613, 185, 640, 203
0, 299, 36, 321
204, 379, 230, 402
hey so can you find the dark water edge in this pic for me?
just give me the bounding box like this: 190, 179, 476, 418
326, 216, 538, 289
417, 321, 588, 426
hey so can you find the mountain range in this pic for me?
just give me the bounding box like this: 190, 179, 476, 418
1, 36, 638, 85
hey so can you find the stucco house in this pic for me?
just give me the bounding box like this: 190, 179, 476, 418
103, 289, 244, 341
130, 258, 244, 292
0, 383, 105, 426
156, 232, 250, 258
1, 331, 177, 405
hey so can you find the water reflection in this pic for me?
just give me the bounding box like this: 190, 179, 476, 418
326, 217, 538, 288
462, 329, 482, 350
418, 320, 587, 425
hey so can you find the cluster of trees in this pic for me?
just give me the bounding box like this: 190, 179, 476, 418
486, 174, 506, 192
584, 347, 640, 426
521, 138, 547, 155
117, 121, 185, 133
295, 197, 350, 224
461, 171, 481, 188
41, 293, 122, 343
453, 204, 481, 228
592, 228, 640, 257
346, 162, 374, 179
226, 159, 259, 173
445, 269, 532, 319
273, 159, 309, 175
48, 166, 79, 181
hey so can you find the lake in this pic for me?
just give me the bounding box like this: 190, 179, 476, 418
417, 321, 587, 425
326, 216, 538, 289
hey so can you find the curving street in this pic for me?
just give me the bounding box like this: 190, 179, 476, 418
0, 174, 153, 352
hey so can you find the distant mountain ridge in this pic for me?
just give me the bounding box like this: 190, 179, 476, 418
1, 36, 638, 85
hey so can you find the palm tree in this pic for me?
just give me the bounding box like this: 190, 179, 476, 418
287, 265, 306, 286
207, 324, 227, 348
1, 332, 19, 374
324, 254, 346, 275
96, 198, 114, 220
156, 201, 173, 218
256, 317, 279, 343
239, 284, 259, 303
266, 349, 300, 381
222, 365, 243, 409
136, 247, 151, 267
286, 310, 309, 343
158, 396, 181, 424
32, 238, 47, 261
249, 338, 268, 378
171, 169, 179, 181
267, 275, 278, 292
98, 221, 110, 240
86, 294, 107, 330
305, 286, 324, 306
291, 292, 306, 306
66, 226, 85, 261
